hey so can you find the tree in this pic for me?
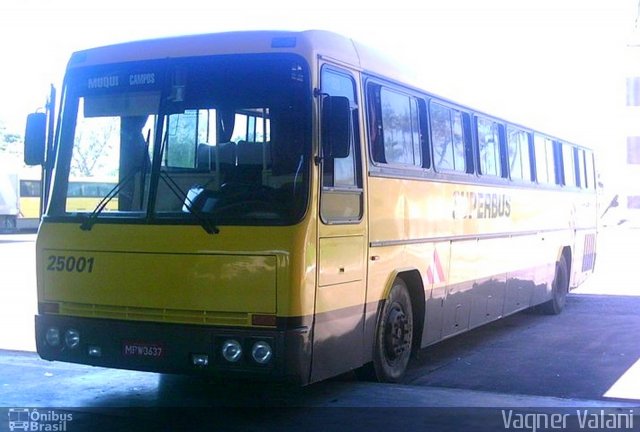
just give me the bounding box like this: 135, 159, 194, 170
0, 121, 24, 160
71, 118, 118, 177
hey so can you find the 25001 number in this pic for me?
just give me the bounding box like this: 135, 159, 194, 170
47, 255, 95, 273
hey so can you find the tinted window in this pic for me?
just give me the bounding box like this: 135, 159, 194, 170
477, 117, 502, 177
562, 144, 576, 187
585, 150, 596, 189
506, 127, 531, 181
369, 86, 422, 167
576, 149, 586, 188
323, 69, 357, 188
430, 102, 465, 172
20, 180, 41, 197
534, 134, 556, 184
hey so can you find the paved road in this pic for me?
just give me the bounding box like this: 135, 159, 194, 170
0, 229, 639, 430
1, 292, 638, 405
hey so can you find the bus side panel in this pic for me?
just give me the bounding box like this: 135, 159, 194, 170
506, 233, 552, 311
445, 236, 511, 337
467, 237, 509, 328
421, 241, 449, 346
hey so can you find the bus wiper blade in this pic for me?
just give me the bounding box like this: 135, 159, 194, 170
159, 172, 220, 235
80, 171, 136, 231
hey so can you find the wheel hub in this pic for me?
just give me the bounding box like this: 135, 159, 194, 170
384, 303, 411, 361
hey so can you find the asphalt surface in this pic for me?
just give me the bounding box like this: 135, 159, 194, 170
0, 228, 639, 431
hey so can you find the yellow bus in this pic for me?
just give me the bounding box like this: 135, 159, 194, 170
17, 173, 41, 231
25, 30, 597, 385
17, 174, 117, 231
0, 157, 20, 232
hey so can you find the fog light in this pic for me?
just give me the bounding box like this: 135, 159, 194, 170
64, 329, 80, 349
221, 339, 242, 363
45, 327, 61, 347
88, 346, 102, 357
251, 341, 273, 365
191, 353, 209, 367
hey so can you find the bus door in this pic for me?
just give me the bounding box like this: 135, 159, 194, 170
311, 64, 367, 382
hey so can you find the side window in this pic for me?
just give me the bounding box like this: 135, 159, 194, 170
585, 150, 596, 189
430, 102, 465, 172
576, 149, 586, 188
369, 85, 422, 167
20, 180, 41, 197
533, 134, 548, 183
546, 139, 557, 184
533, 134, 556, 184
506, 126, 531, 181
166, 110, 200, 169
477, 117, 502, 177
562, 144, 576, 187
320, 67, 362, 224
380, 88, 421, 166
322, 69, 357, 188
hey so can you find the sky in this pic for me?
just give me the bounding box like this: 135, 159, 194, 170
0, 0, 637, 182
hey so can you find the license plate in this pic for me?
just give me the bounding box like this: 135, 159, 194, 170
122, 341, 164, 358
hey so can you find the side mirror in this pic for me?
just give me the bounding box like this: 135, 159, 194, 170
24, 112, 47, 166
321, 96, 351, 159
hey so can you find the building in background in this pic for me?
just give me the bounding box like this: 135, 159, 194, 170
620, 9, 640, 225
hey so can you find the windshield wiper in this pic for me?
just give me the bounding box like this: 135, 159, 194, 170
81, 128, 153, 231
159, 172, 220, 234
79, 171, 137, 231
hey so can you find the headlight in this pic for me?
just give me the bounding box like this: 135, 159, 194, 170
251, 341, 273, 365
45, 327, 61, 347
64, 329, 80, 349
221, 339, 242, 363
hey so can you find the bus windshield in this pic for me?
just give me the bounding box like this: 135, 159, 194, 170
49, 54, 311, 227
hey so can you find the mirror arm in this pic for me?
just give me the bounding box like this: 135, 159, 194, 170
313, 88, 329, 98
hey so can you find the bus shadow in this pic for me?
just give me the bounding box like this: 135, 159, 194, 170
407, 307, 542, 378
154, 374, 312, 407
83, 294, 640, 407
407, 293, 640, 401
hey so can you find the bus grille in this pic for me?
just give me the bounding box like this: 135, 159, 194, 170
59, 302, 250, 326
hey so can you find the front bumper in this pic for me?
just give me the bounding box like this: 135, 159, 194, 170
35, 314, 310, 384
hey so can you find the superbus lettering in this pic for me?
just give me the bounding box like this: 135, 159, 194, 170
452, 191, 511, 220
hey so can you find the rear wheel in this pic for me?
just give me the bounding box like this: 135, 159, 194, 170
539, 254, 569, 315
372, 278, 413, 382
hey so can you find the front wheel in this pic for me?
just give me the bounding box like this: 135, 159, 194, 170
539, 254, 569, 315
372, 278, 413, 382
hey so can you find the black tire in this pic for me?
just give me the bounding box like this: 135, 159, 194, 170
539, 254, 569, 315
372, 278, 413, 382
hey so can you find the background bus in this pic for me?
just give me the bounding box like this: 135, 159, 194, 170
18, 171, 117, 231
0, 157, 20, 232
17, 168, 41, 231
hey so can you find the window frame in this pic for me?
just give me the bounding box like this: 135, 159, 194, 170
319, 64, 364, 225
561, 143, 577, 188
505, 125, 533, 183
475, 115, 505, 178
429, 100, 468, 175
533, 133, 557, 186
367, 81, 426, 171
